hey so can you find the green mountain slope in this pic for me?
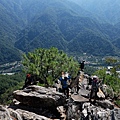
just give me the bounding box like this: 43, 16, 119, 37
68, 29, 116, 56
0, 0, 120, 64
15, 3, 119, 56
0, 0, 24, 64
112, 37, 120, 53
70, 0, 120, 24
0, 42, 21, 64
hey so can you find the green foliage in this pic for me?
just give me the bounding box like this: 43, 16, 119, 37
22, 47, 79, 86
0, 43, 22, 64
105, 57, 117, 65
0, 0, 23, 64
94, 68, 107, 82
0, 72, 25, 104
94, 66, 120, 106
94, 68, 120, 98
12, 0, 120, 57
114, 100, 120, 107
84, 65, 98, 75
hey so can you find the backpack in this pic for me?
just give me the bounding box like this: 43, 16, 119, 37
27, 74, 31, 78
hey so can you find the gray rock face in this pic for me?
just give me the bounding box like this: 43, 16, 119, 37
9, 108, 52, 120
0, 105, 12, 120
65, 72, 120, 120
66, 96, 120, 120
13, 85, 66, 109
113, 108, 120, 120
0, 85, 67, 120
97, 100, 114, 109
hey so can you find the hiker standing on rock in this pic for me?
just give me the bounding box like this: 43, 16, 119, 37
80, 61, 85, 71
89, 75, 99, 102
88, 74, 92, 85
59, 72, 71, 98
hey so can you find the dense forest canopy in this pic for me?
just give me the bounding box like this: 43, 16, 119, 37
0, 0, 120, 63
0, 72, 25, 104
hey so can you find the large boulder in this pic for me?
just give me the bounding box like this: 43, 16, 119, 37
13, 85, 66, 110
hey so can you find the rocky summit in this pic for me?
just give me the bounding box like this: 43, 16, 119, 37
0, 72, 120, 120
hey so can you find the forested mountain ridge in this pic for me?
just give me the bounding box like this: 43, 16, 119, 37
70, 0, 120, 24
14, 0, 120, 56
0, 0, 24, 64
0, 0, 120, 64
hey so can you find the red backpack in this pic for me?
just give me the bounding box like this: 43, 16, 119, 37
26, 74, 31, 78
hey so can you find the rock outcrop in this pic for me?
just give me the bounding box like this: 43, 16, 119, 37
0, 85, 67, 120
0, 72, 120, 120
13, 85, 66, 109
65, 72, 120, 120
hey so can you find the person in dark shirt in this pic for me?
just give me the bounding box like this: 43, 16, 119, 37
88, 75, 92, 85
80, 61, 85, 71
89, 75, 99, 102
59, 72, 71, 98
22, 74, 33, 89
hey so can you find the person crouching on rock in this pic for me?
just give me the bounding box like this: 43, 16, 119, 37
22, 73, 33, 89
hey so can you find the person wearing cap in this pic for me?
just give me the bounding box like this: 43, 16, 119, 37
89, 75, 99, 102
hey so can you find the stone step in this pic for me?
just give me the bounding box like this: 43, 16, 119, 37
71, 94, 89, 103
